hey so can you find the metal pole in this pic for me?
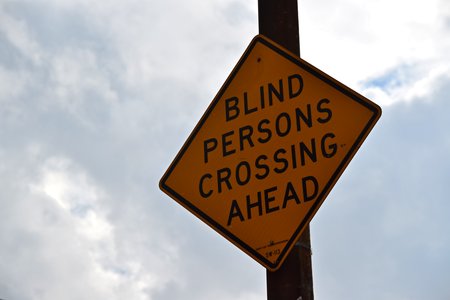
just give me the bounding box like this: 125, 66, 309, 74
258, 1, 314, 299
258, 0, 300, 55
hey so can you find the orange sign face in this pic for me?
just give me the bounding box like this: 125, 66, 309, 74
159, 35, 381, 271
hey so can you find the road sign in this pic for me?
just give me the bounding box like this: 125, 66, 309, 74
159, 35, 381, 271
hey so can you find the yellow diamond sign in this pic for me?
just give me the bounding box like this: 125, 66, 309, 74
159, 35, 381, 271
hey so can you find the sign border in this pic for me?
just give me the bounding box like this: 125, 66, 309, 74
159, 34, 381, 271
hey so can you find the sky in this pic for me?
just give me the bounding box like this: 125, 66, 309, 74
0, 0, 449, 299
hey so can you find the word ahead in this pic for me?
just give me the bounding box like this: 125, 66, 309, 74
159, 35, 381, 271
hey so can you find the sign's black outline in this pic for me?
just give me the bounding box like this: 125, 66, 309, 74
159, 35, 382, 271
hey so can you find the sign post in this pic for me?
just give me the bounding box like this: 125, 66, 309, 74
258, 1, 313, 299
159, 0, 381, 297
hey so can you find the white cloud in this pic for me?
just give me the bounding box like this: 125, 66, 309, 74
363, 63, 450, 106
300, 0, 450, 106
0, 146, 184, 300
0, 6, 42, 65
32, 157, 112, 240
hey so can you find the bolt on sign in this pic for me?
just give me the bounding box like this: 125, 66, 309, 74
160, 35, 381, 271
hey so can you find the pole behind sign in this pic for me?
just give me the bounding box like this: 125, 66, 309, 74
258, 0, 315, 299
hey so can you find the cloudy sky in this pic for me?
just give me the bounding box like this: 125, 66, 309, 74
1, 0, 449, 299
